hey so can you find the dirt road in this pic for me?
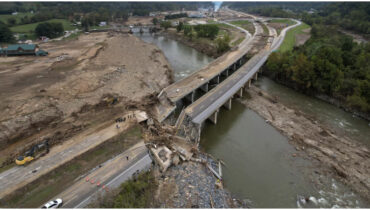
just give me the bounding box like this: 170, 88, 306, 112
0, 32, 172, 166
242, 86, 370, 200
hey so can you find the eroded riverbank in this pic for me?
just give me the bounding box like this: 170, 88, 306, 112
242, 85, 370, 201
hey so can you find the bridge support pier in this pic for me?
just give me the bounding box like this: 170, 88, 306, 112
253, 73, 258, 81
221, 69, 229, 77
245, 80, 252, 89
185, 91, 195, 103
236, 88, 243, 98
223, 98, 232, 110
200, 82, 209, 92
208, 109, 219, 124
211, 75, 220, 84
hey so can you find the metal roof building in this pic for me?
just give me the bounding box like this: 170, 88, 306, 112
0, 44, 46, 56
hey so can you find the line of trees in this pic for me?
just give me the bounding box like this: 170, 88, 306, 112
0, 21, 14, 43
165, 13, 187, 20
302, 2, 370, 36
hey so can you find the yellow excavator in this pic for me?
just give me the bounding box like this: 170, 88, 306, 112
15, 140, 49, 166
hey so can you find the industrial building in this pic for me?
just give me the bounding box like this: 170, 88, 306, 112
0, 44, 48, 56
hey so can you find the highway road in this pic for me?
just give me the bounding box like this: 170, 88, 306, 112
0, 111, 147, 200
184, 18, 301, 125
161, 11, 261, 104
49, 141, 152, 208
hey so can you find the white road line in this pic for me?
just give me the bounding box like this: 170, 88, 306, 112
73, 154, 150, 208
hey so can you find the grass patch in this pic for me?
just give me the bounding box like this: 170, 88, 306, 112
0, 125, 143, 208
10, 19, 77, 40
269, 18, 295, 26
262, 23, 269, 36
231, 37, 245, 47
279, 22, 310, 52
268, 19, 296, 36
11, 19, 76, 33
230, 20, 255, 35
89, 170, 157, 208
0, 12, 34, 25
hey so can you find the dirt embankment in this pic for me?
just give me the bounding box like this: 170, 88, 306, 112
242, 86, 370, 200
0, 32, 173, 166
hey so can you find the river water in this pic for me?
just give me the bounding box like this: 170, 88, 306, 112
136, 33, 369, 208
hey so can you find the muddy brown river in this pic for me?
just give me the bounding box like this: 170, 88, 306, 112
137, 32, 369, 208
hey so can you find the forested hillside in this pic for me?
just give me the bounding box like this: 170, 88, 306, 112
265, 25, 370, 115
302, 2, 370, 36
229, 2, 370, 116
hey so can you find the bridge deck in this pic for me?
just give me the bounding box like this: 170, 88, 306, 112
184, 19, 301, 125
185, 50, 270, 124
162, 21, 264, 103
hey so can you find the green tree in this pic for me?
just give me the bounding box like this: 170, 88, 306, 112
183, 25, 193, 36
35, 22, 64, 38
194, 24, 219, 39
0, 23, 15, 43
176, 21, 183, 32
152, 17, 158, 25
216, 34, 230, 53
160, 21, 171, 30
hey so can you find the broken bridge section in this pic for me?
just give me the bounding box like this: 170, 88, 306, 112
156, 21, 264, 123
173, 20, 301, 144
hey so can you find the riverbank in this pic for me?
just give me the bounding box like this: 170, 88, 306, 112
262, 74, 370, 121
242, 85, 370, 200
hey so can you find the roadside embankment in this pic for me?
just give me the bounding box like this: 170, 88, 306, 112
242, 85, 370, 200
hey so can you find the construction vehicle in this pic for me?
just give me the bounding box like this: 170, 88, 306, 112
15, 140, 49, 166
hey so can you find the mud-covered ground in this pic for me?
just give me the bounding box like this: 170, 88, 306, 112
242, 85, 370, 200
0, 32, 173, 166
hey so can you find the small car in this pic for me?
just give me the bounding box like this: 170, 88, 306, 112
41, 198, 63, 208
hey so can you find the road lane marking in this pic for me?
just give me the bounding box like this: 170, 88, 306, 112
74, 154, 150, 208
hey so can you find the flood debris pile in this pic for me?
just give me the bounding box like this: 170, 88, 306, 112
243, 86, 370, 200
145, 128, 244, 208
155, 157, 236, 208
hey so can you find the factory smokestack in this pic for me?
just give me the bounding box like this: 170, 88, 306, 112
213, 1, 223, 12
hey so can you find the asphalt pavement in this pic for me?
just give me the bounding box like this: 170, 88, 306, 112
184, 18, 301, 124
46, 141, 152, 208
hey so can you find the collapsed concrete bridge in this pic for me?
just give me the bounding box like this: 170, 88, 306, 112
156, 13, 301, 143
